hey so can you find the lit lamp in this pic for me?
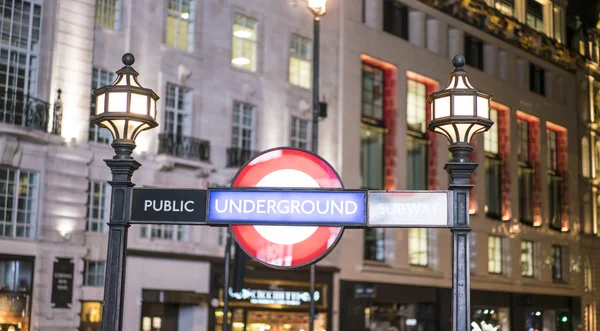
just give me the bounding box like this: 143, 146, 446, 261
428, 55, 493, 162
307, 0, 326, 17
92, 53, 159, 158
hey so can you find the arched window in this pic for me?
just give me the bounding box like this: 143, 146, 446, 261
582, 137, 590, 177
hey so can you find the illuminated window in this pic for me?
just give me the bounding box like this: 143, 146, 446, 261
409, 228, 428, 266
407, 79, 428, 190
80, 301, 103, 331
494, 0, 514, 16
361, 63, 385, 189
364, 228, 385, 261
83, 261, 105, 286
517, 118, 534, 224
521, 240, 534, 277
232, 14, 258, 71
0, 167, 38, 239
165, 0, 194, 51
547, 129, 562, 230
0, 258, 33, 331
89, 68, 115, 144
95, 0, 120, 29
488, 235, 502, 274
289, 34, 312, 89
526, 0, 544, 33
86, 181, 110, 233
552, 5, 564, 43
0, 0, 42, 95
290, 117, 309, 150
141, 225, 189, 241
484, 109, 502, 218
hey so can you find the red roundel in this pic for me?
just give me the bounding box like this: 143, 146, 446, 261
231, 147, 344, 269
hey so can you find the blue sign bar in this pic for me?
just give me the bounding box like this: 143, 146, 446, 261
207, 189, 367, 226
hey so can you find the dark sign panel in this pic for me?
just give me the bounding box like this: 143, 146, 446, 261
51, 258, 74, 309
131, 189, 207, 224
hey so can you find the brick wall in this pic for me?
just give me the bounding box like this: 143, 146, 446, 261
554, 127, 570, 230
384, 68, 398, 190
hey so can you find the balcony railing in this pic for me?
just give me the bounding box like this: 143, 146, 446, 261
226, 147, 260, 168
0, 89, 62, 135
418, 0, 579, 71
158, 133, 211, 162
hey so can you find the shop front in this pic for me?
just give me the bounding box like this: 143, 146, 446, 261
0, 255, 34, 331
340, 281, 581, 331
209, 264, 335, 331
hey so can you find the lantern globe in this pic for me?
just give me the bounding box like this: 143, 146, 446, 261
308, 0, 327, 16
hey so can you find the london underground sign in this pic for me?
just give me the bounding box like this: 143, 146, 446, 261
229, 148, 346, 269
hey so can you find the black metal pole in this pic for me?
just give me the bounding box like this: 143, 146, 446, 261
445, 145, 477, 331
309, 14, 321, 331
101, 140, 139, 331
223, 229, 233, 331
311, 16, 320, 153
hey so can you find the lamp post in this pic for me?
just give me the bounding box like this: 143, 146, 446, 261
307, 2, 326, 331
427, 55, 493, 331
92, 53, 159, 331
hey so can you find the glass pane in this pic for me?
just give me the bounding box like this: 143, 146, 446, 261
407, 136, 428, 190
360, 125, 384, 189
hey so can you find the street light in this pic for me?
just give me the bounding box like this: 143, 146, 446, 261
306, 2, 327, 331
92, 53, 160, 331
427, 55, 493, 331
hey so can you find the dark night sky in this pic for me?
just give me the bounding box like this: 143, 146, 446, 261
568, 0, 600, 29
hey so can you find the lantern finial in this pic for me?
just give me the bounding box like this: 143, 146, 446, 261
122, 53, 135, 66
452, 55, 465, 70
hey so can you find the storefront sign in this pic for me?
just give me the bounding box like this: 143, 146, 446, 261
51, 258, 74, 309
131, 189, 207, 224
208, 189, 366, 226
228, 287, 320, 306
368, 191, 450, 227
354, 283, 376, 298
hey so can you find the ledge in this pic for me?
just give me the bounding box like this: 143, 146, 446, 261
0, 123, 64, 145
360, 262, 445, 279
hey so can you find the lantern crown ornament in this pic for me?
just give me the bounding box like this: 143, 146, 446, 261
92, 53, 159, 158
308, 0, 327, 17
427, 55, 494, 162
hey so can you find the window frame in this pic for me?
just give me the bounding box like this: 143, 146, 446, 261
86, 180, 110, 233
289, 34, 312, 89
529, 64, 546, 96
547, 129, 563, 230
551, 245, 563, 281
521, 240, 535, 277
552, 5, 564, 43
464, 34, 484, 70
165, 0, 195, 51
232, 13, 258, 72
362, 63, 385, 125
0, 167, 38, 239
494, 0, 515, 17
231, 101, 256, 151
164, 83, 192, 139
408, 228, 428, 267
141, 224, 189, 241
382, 0, 409, 40
526, 0, 544, 33
290, 116, 310, 150
95, 0, 121, 30
488, 235, 503, 274
364, 228, 385, 262
83, 261, 106, 287
89, 68, 116, 144
484, 109, 502, 219
517, 118, 534, 224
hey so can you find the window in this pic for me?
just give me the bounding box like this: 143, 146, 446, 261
141, 225, 188, 241
361, 63, 385, 189
86, 181, 110, 233
164, 83, 192, 140
552, 5, 564, 43
552, 245, 563, 281
0, 167, 37, 239
231, 101, 255, 151
529, 64, 545, 96
364, 228, 385, 261
484, 109, 502, 218
0, 0, 42, 95
488, 235, 502, 274
383, 0, 408, 40
407, 79, 428, 190
464, 35, 484, 70
494, 0, 514, 16
521, 240, 534, 277
95, 0, 120, 29
80, 301, 102, 331
526, 0, 544, 33
409, 228, 428, 266
517, 118, 534, 224
89, 68, 115, 144
0, 258, 33, 331
83, 261, 105, 286
165, 0, 194, 51
290, 117, 309, 150
547, 129, 562, 230
289, 34, 312, 89
232, 14, 258, 71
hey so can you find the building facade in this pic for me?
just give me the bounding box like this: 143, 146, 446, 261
0, 0, 596, 331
